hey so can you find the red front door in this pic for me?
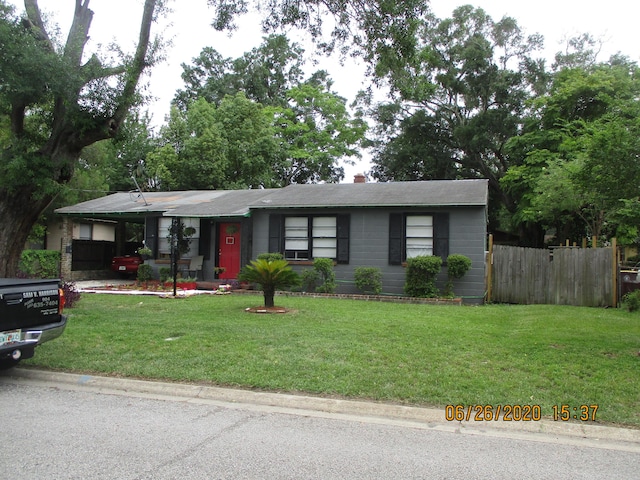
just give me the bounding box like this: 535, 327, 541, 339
218, 222, 241, 279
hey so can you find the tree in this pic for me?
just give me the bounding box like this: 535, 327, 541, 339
175, 34, 305, 109
502, 58, 640, 244
367, 6, 547, 244
238, 258, 299, 308
0, 0, 163, 276
270, 75, 367, 184
148, 95, 280, 190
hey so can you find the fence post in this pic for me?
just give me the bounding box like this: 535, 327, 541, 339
486, 234, 494, 303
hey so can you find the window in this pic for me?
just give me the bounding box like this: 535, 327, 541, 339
270, 214, 349, 263
312, 217, 337, 259
284, 217, 309, 260
389, 213, 449, 265
405, 215, 433, 258
78, 223, 92, 240
158, 217, 201, 256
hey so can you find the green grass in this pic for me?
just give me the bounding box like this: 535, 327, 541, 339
24, 294, 640, 427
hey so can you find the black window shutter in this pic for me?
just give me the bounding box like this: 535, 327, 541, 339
389, 213, 404, 265
336, 214, 350, 264
268, 214, 283, 253
433, 213, 449, 261
199, 219, 212, 260
145, 216, 159, 257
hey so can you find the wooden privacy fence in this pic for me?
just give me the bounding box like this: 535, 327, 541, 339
487, 238, 618, 307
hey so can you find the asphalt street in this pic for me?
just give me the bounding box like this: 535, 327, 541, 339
1, 369, 639, 479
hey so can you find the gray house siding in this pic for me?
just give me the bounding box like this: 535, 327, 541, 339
250, 206, 486, 303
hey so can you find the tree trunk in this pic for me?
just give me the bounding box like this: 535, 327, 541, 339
263, 287, 275, 308
0, 189, 53, 277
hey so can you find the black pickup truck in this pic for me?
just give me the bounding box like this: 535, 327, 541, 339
0, 278, 68, 369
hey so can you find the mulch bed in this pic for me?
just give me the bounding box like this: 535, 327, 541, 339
245, 306, 289, 314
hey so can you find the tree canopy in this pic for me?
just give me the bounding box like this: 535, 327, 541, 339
0, 0, 163, 276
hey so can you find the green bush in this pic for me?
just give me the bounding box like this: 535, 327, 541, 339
19, 250, 60, 278
313, 258, 336, 293
136, 264, 154, 283
354, 267, 382, 295
404, 255, 442, 297
257, 252, 284, 262
444, 254, 472, 297
623, 290, 640, 312
159, 267, 172, 283
300, 269, 320, 293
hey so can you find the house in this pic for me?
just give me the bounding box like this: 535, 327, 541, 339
55, 179, 489, 303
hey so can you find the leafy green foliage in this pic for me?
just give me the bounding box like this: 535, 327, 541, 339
256, 252, 284, 262
136, 264, 154, 283
169, 36, 367, 187
300, 269, 320, 293
354, 267, 382, 295
623, 290, 640, 313
18, 250, 60, 279
159, 267, 172, 283
0, 0, 163, 276
175, 34, 304, 109
503, 59, 640, 244
404, 255, 442, 298
238, 258, 300, 307
369, 6, 544, 243
313, 258, 336, 293
444, 254, 472, 297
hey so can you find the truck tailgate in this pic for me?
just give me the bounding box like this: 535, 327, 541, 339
0, 280, 62, 331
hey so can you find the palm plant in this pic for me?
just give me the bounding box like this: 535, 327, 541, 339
238, 258, 299, 307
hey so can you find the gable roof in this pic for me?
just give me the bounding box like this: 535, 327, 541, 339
55, 179, 488, 220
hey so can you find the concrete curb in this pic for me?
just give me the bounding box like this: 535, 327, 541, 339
4, 368, 640, 452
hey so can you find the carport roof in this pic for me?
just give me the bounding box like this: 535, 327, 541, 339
55, 179, 488, 219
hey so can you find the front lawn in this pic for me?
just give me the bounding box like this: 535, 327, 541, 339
25, 293, 640, 427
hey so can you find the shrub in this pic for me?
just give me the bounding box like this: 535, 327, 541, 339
354, 267, 382, 295
159, 267, 172, 283
404, 255, 442, 297
300, 269, 320, 293
19, 250, 60, 278
257, 252, 284, 262
623, 290, 640, 312
238, 258, 300, 307
61, 281, 81, 308
444, 254, 472, 297
136, 264, 154, 283
313, 258, 336, 293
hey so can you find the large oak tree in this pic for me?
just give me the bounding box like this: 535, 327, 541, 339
0, 0, 162, 276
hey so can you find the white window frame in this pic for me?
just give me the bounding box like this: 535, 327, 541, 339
405, 215, 433, 258
284, 216, 338, 260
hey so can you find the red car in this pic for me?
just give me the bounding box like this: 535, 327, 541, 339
111, 255, 143, 276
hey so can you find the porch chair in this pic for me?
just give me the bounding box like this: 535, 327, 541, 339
184, 255, 204, 281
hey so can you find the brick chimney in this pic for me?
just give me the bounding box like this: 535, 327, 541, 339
354, 173, 366, 183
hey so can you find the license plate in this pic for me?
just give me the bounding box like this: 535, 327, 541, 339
0, 330, 21, 347
119, 266, 126, 271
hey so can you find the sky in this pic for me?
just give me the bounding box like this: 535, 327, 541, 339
7, 0, 640, 181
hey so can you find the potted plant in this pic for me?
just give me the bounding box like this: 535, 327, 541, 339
138, 246, 153, 260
